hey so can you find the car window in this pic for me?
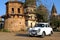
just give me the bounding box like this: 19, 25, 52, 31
45, 24, 47, 27
35, 24, 44, 27
47, 24, 50, 27
45, 24, 49, 27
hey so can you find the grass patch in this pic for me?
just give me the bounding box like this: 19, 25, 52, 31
0, 29, 10, 32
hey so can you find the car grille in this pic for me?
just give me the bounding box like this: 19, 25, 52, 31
31, 30, 37, 35
32, 30, 37, 32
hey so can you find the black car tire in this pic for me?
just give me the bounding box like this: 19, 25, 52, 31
41, 32, 45, 38
49, 31, 53, 36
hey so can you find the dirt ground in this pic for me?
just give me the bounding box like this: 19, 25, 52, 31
0, 32, 60, 40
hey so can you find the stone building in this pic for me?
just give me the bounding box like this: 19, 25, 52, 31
25, 0, 36, 28
4, 0, 26, 32
1, 0, 37, 32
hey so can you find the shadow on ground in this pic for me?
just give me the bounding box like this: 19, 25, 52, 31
15, 33, 30, 37
15, 33, 45, 38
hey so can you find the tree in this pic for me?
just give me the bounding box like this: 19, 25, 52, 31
50, 16, 60, 31
36, 4, 49, 22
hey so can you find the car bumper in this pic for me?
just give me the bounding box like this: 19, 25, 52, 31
29, 32, 42, 36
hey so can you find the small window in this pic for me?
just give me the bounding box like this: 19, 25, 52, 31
31, 23, 32, 28
12, 8, 14, 13
31, 16, 32, 19
18, 8, 20, 13
30, 10, 32, 12
20, 22, 21, 24
47, 25, 50, 27
28, 16, 30, 18
45, 24, 47, 27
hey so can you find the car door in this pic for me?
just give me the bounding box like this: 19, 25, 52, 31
44, 24, 50, 35
46, 24, 51, 34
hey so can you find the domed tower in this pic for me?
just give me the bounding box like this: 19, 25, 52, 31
4, 0, 26, 32
51, 4, 57, 16
25, 0, 36, 28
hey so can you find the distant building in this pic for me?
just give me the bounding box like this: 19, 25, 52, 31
51, 4, 60, 30
51, 4, 60, 19
51, 4, 57, 16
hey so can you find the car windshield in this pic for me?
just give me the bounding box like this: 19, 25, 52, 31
35, 24, 44, 27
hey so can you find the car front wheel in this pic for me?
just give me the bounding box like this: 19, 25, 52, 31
41, 32, 45, 38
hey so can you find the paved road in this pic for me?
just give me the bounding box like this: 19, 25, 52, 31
0, 32, 60, 40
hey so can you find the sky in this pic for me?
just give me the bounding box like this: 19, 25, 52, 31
0, 0, 60, 16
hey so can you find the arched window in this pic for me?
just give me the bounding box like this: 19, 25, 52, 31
18, 8, 20, 13
12, 8, 14, 13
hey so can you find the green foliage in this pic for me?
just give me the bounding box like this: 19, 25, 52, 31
0, 29, 10, 32
50, 16, 60, 30
25, 0, 36, 6
36, 6, 48, 22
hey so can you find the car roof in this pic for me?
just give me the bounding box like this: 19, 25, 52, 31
37, 23, 49, 24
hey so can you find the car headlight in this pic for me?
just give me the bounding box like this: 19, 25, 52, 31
37, 29, 40, 32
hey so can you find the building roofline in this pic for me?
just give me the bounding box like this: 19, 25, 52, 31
5, 1, 24, 5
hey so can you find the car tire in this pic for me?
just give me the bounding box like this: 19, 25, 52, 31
28, 35, 33, 37
49, 31, 53, 36
49, 34, 51, 36
41, 32, 45, 38
51, 31, 53, 34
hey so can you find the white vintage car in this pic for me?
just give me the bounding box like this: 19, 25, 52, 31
28, 23, 53, 38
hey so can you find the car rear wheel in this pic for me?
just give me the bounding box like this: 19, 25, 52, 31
51, 31, 53, 34
49, 31, 53, 36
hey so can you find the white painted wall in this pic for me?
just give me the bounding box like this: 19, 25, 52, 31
27, 20, 36, 28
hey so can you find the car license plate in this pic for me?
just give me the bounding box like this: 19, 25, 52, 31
32, 32, 36, 34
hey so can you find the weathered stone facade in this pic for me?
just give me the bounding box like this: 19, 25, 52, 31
4, 1, 26, 32
25, 0, 36, 28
